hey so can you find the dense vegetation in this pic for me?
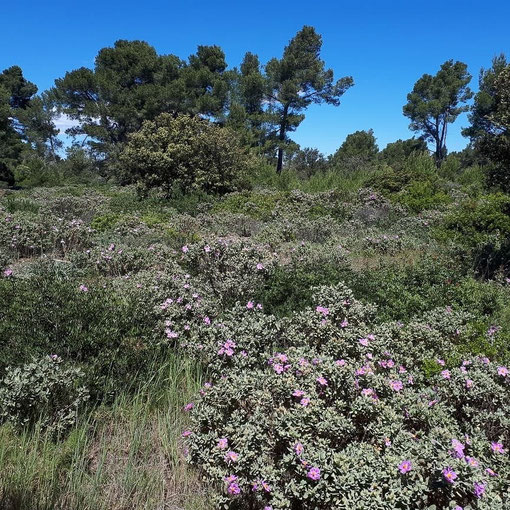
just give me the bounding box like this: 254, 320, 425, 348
1, 25, 509, 510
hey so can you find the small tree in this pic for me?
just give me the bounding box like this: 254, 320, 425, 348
379, 137, 428, 169
329, 129, 378, 171
289, 147, 327, 177
118, 113, 248, 196
403, 60, 472, 165
265, 26, 353, 173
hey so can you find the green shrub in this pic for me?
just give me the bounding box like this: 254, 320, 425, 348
437, 194, 510, 276
366, 154, 451, 212
182, 284, 510, 509
439, 194, 510, 246
118, 113, 249, 196
90, 213, 120, 233
0, 355, 89, 435
0, 263, 159, 397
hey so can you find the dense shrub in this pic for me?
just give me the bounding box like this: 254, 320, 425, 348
183, 284, 510, 509
118, 113, 249, 196
0, 263, 159, 396
366, 154, 451, 212
0, 355, 89, 434
437, 193, 510, 276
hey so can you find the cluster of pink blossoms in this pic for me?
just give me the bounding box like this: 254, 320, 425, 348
218, 339, 236, 357
269, 352, 291, 374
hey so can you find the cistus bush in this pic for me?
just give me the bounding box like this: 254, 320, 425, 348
182, 284, 510, 510
0, 355, 89, 435
117, 113, 249, 196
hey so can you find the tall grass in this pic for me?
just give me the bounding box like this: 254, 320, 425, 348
250, 163, 378, 194
0, 354, 210, 510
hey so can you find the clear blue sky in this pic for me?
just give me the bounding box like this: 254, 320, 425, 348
1, 0, 509, 155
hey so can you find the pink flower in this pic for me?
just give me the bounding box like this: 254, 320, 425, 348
315, 306, 329, 316
359, 338, 369, 347
79, 284, 88, 292
316, 376, 328, 386
300, 397, 310, 407
491, 442, 505, 454
256, 263, 264, 270
398, 460, 412, 474
204, 245, 211, 253
389, 380, 403, 392
362, 388, 376, 398
273, 364, 284, 374
183, 402, 194, 411
225, 450, 239, 463
295, 443, 304, 456
341, 319, 348, 328
437, 359, 445, 366
443, 467, 457, 483
307, 467, 320, 480
3, 268, 12, 277
181, 245, 189, 253
336, 359, 346, 366
497, 366, 508, 377
451, 439, 465, 459
217, 438, 228, 450
203, 316, 211, 325
465, 456, 479, 467
466, 379, 473, 388
246, 301, 254, 309
441, 370, 451, 379
181, 430, 192, 437
485, 468, 497, 476
474, 482, 485, 498
227, 482, 240, 495
293, 389, 305, 397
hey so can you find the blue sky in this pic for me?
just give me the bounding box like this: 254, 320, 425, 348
1, 0, 509, 155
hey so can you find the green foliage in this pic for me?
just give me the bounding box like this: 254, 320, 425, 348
0, 355, 89, 434
330, 129, 379, 171
287, 147, 327, 177
463, 54, 508, 144
477, 65, 510, 191
403, 60, 473, 163
0, 263, 158, 396
379, 137, 428, 170
264, 26, 354, 172
366, 153, 450, 211
50, 40, 229, 156
213, 191, 282, 220
90, 213, 120, 233
438, 194, 510, 246
118, 113, 249, 196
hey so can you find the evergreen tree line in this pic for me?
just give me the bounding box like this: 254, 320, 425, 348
1, 26, 509, 189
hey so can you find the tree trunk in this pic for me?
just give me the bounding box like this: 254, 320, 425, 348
435, 139, 442, 167
276, 147, 284, 173
276, 104, 289, 173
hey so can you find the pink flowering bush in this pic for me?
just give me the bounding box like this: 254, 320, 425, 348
180, 238, 274, 308
183, 284, 510, 509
